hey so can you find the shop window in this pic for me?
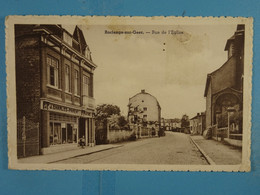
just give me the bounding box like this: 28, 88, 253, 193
47, 56, 59, 88
49, 123, 61, 145
60, 123, 77, 144
74, 69, 79, 95
65, 65, 71, 92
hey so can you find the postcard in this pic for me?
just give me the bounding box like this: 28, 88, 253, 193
6, 16, 253, 171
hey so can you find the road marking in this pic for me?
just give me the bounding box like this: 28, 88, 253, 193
189, 136, 216, 165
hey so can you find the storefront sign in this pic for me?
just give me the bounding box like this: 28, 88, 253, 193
41, 100, 94, 118
41, 101, 80, 115
81, 110, 93, 117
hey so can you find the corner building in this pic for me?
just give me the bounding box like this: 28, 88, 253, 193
128, 90, 161, 136
15, 25, 97, 157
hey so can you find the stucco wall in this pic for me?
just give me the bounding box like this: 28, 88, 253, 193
129, 92, 160, 122
107, 130, 134, 143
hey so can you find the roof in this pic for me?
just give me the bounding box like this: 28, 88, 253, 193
73, 26, 87, 50
204, 74, 211, 97
164, 118, 181, 123
204, 55, 235, 97
204, 24, 245, 97
224, 34, 235, 51
190, 112, 205, 120
129, 90, 161, 109
224, 24, 244, 51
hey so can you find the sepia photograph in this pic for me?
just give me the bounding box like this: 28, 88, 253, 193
6, 16, 252, 171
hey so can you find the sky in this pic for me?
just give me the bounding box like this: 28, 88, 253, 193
64, 23, 237, 119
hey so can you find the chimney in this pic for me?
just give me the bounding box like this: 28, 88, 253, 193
141, 89, 145, 93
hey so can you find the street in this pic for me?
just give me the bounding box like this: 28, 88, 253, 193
56, 132, 208, 165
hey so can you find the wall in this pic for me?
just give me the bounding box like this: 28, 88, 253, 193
129, 92, 160, 122
107, 130, 135, 143
205, 81, 212, 129
15, 31, 41, 157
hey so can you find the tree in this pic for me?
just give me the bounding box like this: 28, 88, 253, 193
96, 104, 121, 122
181, 114, 190, 134
118, 116, 128, 128
181, 114, 190, 128
95, 104, 122, 144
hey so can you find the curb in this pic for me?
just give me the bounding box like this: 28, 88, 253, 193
49, 145, 123, 164
189, 136, 216, 165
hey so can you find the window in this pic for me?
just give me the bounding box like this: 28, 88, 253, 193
83, 75, 89, 96
74, 70, 79, 95
143, 107, 147, 111
65, 65, 71, 92
47, 56, 59, 87
49, 123, 61, 145
143, 115, 147, 122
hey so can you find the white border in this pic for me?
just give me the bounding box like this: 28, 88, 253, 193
6, 16, 253, 171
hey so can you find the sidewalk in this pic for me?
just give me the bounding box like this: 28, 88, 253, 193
190, 135, 242, 165
18, 144, 123, 164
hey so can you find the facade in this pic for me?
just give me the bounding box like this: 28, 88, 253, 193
16, 25, 97, 157
204, 25, 244, 139
128, 90, 161, 136
190, 112, 206, 135
161, 118, 181, 131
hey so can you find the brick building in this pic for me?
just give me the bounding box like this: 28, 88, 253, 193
15, 25, 97, 157
204, 25, 244, 141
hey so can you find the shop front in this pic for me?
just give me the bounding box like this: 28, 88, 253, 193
40, 100, 95, 154
49, 113, 78, 145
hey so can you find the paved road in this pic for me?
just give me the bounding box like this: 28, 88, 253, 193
57, 132, 208, 165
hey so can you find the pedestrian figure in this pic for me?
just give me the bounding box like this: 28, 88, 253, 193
78, 136, 86, 148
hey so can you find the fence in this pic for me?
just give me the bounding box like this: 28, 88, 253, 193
213, 110, 243, 140
17, 116, 40, 158
141, 127, 150, 136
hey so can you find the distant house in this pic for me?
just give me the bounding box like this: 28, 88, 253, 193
161, 118, 181, 131
190, 112, 206, 135
204, 25, 244, 144
128, 90, 161, 136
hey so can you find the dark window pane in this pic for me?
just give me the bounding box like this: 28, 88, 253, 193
50, 66, 55, 86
